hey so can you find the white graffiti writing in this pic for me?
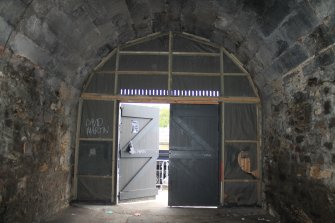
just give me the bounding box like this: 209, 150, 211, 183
85, 118, 110, 136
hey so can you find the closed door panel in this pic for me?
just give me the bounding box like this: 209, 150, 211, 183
169, 104, 219, 206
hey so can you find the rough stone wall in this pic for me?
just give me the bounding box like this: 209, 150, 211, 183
0, 0, 334, 222
0, 47, 79, 222
264, 45, 335, 222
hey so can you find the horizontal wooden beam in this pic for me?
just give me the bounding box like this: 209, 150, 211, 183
173, 52, 220, 57
120, 51, 168, 56
225, 140, 259, 144
95, 70, 248, 77
178, 32, 221, 49
223, 73, 248, 76
120, 32, 166, 49
224, 179, 259, 183
96, 70, 168, 75
77, 175, 113, 179
79, 138, 114, 141
173, 72, 220, 76
119, 51, 221, 57
81, 93, 260, 104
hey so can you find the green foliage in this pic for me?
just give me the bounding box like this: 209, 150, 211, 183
159, 108, 170, 128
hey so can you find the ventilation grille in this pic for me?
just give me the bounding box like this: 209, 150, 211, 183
120, 89, 220, 97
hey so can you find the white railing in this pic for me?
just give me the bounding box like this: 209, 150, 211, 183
156, 160, 169, 189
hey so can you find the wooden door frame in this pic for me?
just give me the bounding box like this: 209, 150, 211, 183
72, 96, 261, 206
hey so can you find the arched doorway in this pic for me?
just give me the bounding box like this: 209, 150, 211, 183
73, 32, 261, 207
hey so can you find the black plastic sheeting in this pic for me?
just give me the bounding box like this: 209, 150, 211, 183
118, 74, 167, 90
119, 55, 168, 71
77, 177, 113, 201
78, 141, 113, 176
85, 73, 115, 94
122, 35, 169, 51
173, 56, 220, 73
172, 76, 220, 91
224, 143, 257, 179
224, 182, 258, 206
80, 100, 114, 138
173, 35, 219, 53
100, 55, 116, 71
224, 76, 255, 97
224, 103, 257, 140
223, 54, 242, 73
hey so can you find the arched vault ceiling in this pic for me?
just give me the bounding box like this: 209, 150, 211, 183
0, 0, 334, 97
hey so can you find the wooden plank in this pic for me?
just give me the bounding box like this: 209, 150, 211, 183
172, 72, 220, 76
98, 71, 221, 76
97, 70, 168, 75
173, 52, 220, 57
82, 71, 96, 93
223, 73, 248, 76
120, 118, 155, 152
120, 188, 158, 200
221, 48, 248, 73
178, 32, 221, 49
94, 48, 117, 71
224, 179, 259, 183
223, 97, 260, 103
168, 31, 173, 92
121, 157, 156, 191
96, 70, 248, 76
114, 47, 120, 95
79, 138, 114, 141
73, 99, 83, 199
221, 47, 260, 99
81, 93, 261, 103
120, 32, 165, 49
77, 175, 114, 179
119, 51, 168, 55
246, 74, 260, 98
173, 116, 214, 152
225, 140, 258, 143
220, 47, 225, 206
256, 103, 262, 205
111, 101, 117, 203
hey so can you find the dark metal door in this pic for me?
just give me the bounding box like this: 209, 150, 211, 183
118, 104, 159, 200
169, 104, 219, 206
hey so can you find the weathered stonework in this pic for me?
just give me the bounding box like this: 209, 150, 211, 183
0, 47, 79, 222
0, 0, 334, 222
264, 47, 335, 222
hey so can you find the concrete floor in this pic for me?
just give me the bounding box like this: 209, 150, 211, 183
44, 191, 279, 223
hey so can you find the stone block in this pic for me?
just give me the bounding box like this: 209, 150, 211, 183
274, 44, 309, 74
259, 1, 292, 36
280, 5, 319, 42
9, 33, 51, 66
303, 22, 335, 55
310, 165, 333, 179
84, 0, 131, 26
0, 16, 13, 45
0, 0, 26, 26
307, 0, 335, 19
18, 14, 58, 54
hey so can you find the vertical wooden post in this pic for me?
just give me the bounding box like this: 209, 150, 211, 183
168, 31, 173, 94
111, 100, 117, 203
112, 47, 120, 202
256, 103, 262, 205
220, 47, 225, 206
114, 47, 120, 95
73, 98, 83, 199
